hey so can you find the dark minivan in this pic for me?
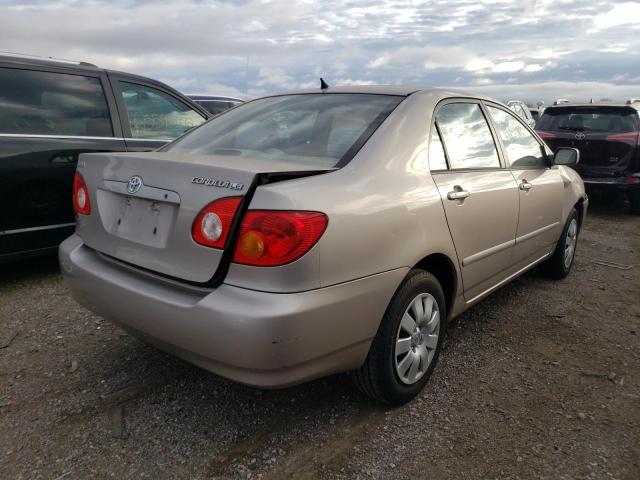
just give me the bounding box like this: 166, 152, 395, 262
536, 101, 640, 214
0, 54, 210, 262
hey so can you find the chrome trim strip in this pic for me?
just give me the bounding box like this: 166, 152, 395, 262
0, 133, 170, 142
99, 180, 181, 204
0, 222, 75, 236
0, 133, 122, 141
462, 239, 515, 267
124, 138, 172, 142
465, 252, 551, 304
515, 222, 559, 244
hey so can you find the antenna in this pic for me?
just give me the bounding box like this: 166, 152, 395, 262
320, 78, 329, 90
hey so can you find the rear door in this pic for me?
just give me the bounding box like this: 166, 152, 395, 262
486, 104, 564, 265
109, 76, 207, 151
430, 101, 520, 301
0, 64, 125, 259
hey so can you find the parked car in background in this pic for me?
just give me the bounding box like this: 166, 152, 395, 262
60, 86, 587, 405
530, 108, 541, 124
0, 54, 210, 262
507, 100, 536, 128
536, 100, 640, 214
188, 94, 244, 115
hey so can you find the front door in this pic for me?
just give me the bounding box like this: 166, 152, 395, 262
430, 102, 520, 301
485, 105, 564, 264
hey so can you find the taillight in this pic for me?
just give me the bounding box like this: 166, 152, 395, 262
606, 132, 639, 144
72, 171, 91, 215
232, 211, 328, 266
192, 197, 242, 249
536, 131, 556, 140
625, 175, 640, 184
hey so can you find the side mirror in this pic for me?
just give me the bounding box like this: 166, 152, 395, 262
553, 147, 580, 166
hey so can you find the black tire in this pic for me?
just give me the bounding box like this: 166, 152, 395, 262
544, 208, 579, 279
630, 191, 640, 215
353, 269, 447, 406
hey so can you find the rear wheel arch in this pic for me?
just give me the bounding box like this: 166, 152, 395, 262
413, 253, 457, 315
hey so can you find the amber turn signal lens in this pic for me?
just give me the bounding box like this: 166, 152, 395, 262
238, 231, 265, 259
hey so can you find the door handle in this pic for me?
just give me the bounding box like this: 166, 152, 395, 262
519, 180, 533, 191
447, 186, 471, 200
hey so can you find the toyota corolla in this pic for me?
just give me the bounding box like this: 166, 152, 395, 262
60, 86, 587, 405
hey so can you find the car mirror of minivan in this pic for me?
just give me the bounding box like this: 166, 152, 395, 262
553, 147, 580, 166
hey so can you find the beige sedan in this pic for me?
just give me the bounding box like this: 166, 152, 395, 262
60, 86, 587, 405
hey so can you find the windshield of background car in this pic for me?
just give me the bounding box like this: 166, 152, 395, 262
537, 106, 639, 133
166, 94, 404, 168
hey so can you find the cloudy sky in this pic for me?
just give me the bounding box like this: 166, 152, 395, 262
1, 0, 640, 105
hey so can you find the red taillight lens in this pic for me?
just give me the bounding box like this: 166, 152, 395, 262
192, 197, 242, 249
606, 132, 639, 143
232, 211, 328, 266
625, 175, 640, 184
536, 130, 556, 140
72, 171, 91, 215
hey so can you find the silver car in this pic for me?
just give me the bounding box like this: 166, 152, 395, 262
60, 86, 587, 405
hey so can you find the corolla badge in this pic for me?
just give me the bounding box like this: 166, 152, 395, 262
127, 175, 143, 194
574, 132, 586, 140
191, 177, 244, 191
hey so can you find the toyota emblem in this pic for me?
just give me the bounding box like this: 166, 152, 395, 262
574, 132, 586, 140
127, 175, 143, 194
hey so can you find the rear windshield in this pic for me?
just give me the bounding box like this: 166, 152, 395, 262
537, 106, 639, 133
166, 94, 404, 168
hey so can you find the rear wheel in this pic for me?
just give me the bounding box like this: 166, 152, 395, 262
544, 208, 579, 279
353, 269, 446, 406
629, 191, 640, 215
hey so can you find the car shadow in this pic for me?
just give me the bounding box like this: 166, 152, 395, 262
0, 253, 60, 285
586, 191, 632, 217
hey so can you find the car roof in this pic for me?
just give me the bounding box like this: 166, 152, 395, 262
261, 85, 500, 103
546, 102, 638, 109
0, 53, 100, 71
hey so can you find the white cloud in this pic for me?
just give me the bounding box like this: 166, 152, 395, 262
0, 0, 638, 103
492, 61, 525, 73
593, 2, 640, 29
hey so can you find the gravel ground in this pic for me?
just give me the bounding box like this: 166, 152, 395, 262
1, 197, 639, 480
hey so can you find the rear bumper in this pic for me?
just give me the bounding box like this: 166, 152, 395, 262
59, 234, 407, 388
582, 176, 640, 193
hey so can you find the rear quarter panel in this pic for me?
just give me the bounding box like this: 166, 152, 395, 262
226, 91, 461, 294
557, 165, 588, 231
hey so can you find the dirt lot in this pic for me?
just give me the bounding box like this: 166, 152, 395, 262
1, 197, 639, 480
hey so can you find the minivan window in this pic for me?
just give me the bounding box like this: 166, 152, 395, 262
167, 94, 403, 168
119, 82, 206, 140
435, 103, 500, 169
488, 106, 546, 168
537, 106, 638, 133
0, 67, 112, 136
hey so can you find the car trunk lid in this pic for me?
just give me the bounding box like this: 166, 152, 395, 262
76, 151, 330, 283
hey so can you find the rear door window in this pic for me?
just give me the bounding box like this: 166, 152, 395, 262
488, 106, 546, 168
118, 82, 206, 140
435, 103, 500, 169
428, 127, 448, 171
0, 67, 112, 136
